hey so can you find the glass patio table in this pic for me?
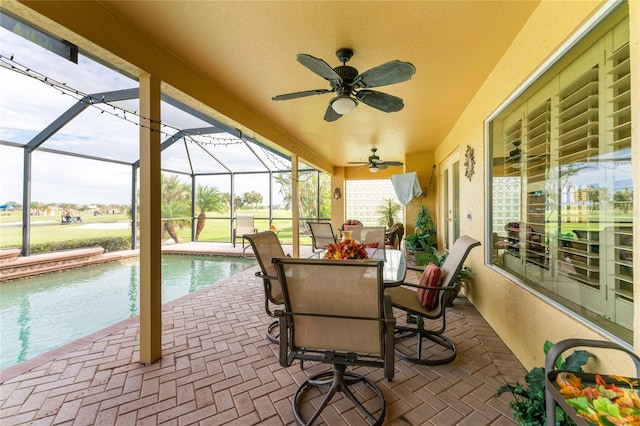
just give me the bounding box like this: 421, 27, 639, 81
309, 248, 407, 284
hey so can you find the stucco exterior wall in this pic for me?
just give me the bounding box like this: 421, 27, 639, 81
434, 0, 639, 370
404, 151, 437, 237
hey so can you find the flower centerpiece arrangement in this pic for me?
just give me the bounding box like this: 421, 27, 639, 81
324, 240, 369, 260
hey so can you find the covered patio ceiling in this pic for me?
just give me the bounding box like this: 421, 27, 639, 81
2, 0, 541, 172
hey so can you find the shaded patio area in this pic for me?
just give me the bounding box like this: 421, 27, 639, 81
0, 249, 526, 425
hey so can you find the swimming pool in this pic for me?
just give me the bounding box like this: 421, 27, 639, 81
0, 255, 256, 370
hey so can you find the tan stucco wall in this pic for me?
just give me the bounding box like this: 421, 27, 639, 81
331, 167, 346, 231
435, 0, 640, 371
404, 151, 437, 238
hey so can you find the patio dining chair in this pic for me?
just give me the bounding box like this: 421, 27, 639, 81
243, 231, 287, 343
307, 221, 337, 252
385, 223, 404, 249
386, 235, 480, 365
352, 226, 387, 249
233, 214, 257, 247
273, 257, 395, 426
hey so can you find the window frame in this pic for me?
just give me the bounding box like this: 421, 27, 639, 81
484, 1, 633, 347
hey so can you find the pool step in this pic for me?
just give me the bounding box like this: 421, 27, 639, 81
0, 247, 119, 282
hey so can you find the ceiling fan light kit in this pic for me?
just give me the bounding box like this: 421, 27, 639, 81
272, 48, 415, 122
369, 165, 379, 173
331, 95, 357, 114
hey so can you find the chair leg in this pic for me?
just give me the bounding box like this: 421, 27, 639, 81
292, 364, 385, 426
393, 315, 457, 365
266, 320, 279, 344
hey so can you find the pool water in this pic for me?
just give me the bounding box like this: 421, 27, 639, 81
0, 255, 256, 370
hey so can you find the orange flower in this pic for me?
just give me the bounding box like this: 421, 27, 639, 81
324, 240, 369, 260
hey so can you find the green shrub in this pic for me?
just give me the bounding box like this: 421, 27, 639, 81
29, 236, 132, 254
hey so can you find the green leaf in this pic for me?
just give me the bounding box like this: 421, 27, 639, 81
592, 397, 621, 418
496, 384, 516, 397
565, 396, 590, 413
526, 367, 546, 394
563, 350, 593, 372
543, 340, 554, 355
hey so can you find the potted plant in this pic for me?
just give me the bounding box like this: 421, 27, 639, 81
405, 204, 436, 252
376, 198, 402, 229
496, 340, 593, 425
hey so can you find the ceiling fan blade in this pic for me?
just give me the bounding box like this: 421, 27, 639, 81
382, 161, 403, 167
377, 163, 388, 170
324, 104, 342, 122
297, 54, 342, 84
347, 161, 369, 164
352, 60, 416, 88
272, 89, 332, 101
356, 90, 405, 112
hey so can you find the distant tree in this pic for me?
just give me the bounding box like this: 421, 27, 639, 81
243, 191, 263, 209
195, 185, 227, 241
318, 173, 331, 218
613, 188, 631, 214
274, 171, 331, 221
234, 195, 245, 209
274, 173, 292, 210
298, 172, 318, 218
161, 174, 191, 243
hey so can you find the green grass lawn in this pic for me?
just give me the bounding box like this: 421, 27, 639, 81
0, 209, 314, 249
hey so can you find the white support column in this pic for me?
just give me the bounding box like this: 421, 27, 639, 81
138, 74, 162, 364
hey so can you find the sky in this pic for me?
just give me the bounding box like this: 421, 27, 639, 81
0, 22, 289, 207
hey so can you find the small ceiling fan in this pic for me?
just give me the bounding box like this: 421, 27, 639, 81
493, 140, 522, 168
272, 48, 416, 122
348, 148, 403, 173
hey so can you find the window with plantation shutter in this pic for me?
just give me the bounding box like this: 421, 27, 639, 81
488, 8, 633, 342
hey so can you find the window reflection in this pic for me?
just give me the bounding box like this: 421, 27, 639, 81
489, 12, 633, 341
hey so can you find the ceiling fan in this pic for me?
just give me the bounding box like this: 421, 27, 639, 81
348, 148, 403, 173
493, 140, 522, 168
272, 48, 416, 122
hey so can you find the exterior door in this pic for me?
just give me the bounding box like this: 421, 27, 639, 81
441, 152, 460, 251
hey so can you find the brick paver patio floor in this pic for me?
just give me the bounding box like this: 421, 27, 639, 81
1, 245, 526, 425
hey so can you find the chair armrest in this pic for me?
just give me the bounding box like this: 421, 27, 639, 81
397, 281, 459, 292
275, 309, 291, 367
545, 338, 640, 376
256, 271, 279, 281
